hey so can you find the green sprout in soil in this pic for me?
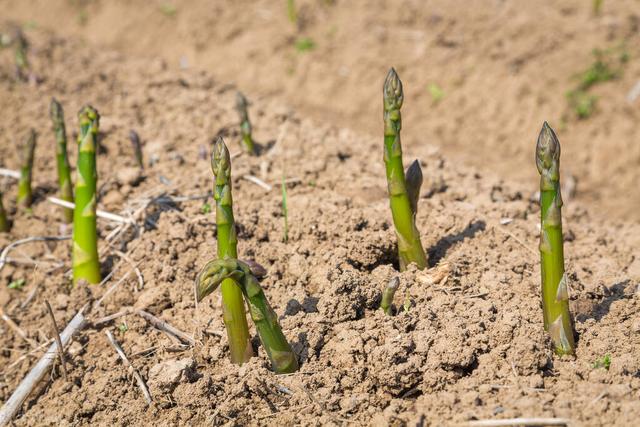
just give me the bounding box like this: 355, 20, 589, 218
210, 137, 253, 364
196, 257, 299, 374
17, 129, 37, 209
593, 354, 611, 370
566, 46, 629, 119
118, 322, 129, 333
235, 92, 256, 155
383, 68, 428, 271
0, 192, 9, 232
380, 276, 399, 315
50, 98, 74, 223
427, 83, 444, 103
281, 175, 289, 243
72, 105, 101, 285
128, 130, 144, 169
287, 0, 297, 25
593, 0, 603, 15
536, 122, 575, 355
159, 3, 177, 17
295, 37, 315, 53
8, 278, 25, 290
200, 202, 212, 214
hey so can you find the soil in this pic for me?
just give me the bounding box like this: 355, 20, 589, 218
0, 3, 639, 427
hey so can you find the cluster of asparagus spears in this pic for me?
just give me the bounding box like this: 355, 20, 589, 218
380, 69, 576, 355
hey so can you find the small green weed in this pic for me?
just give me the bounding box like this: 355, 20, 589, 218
427, 83, 444, 103
8, 278, 26, 290
593, 354, 611, 370
200, 202, 212, 214
295, 37, 315, 53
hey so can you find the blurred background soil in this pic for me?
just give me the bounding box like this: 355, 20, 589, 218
2, 0, 639, 222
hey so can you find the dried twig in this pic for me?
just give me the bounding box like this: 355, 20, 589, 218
104, 330, 152, 405
137, 310, 195, 346
0, 306, 37, 349
242, 175, 272, 192
93, 270, 134, 309
0, 168, 20, 179
47, 197, 133, 224
462, 418, 571, 427
113, 250, 144, 291
0, 235, 71, 274
44, 301, 67, 380
0, 308, 86, 426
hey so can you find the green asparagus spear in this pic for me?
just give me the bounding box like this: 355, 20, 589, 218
0, 192, 10, 232
235, 92, 256, 155
380, 276, 399, 315
197, 257, 299, 374
17, 129, 36, 208
50, 98, 74, 223
14, 29, 29, 81
383, 68, 428, 271
129, 130, 144, 169
72, 106, 101, 285
211, 136, 253, 364
536, 122, 575, 355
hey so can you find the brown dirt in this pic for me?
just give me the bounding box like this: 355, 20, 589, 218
1, 0, 639, 222
0, 7, 639, 427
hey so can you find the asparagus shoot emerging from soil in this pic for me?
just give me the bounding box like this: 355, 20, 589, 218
383, 68, 428, 271
17, 129, 37, 208
14, 29, 29, 80
50, 98, 74, 223
129, 130, 144, 169
235, 92, 256, 155
0, 192, 9, 232
72, 105, 101, 285
536, 122, 576, 355
380, 276, 399, 315
211, 137, 253, 364
196, 257, 299, 374
281, 175, 289, 243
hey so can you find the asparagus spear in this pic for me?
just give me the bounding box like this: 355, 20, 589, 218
380, 276, 399, 315
50, 98, 74, 223
0, 192, 9, 232
196, 257, 299, 373
211, 137, 253, 364
17, 129, 37, 208
129, 130, 144, 169
383, 68, 428, 271
536, 122, 575, 355
235, 92, 256, 155
72, 106, 101, 285
14, 29, 29, 81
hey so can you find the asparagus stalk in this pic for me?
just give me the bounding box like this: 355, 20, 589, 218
211, 137, 253, 364
235, 92, 256, 155
50, 98, 74, 223
380, 276, 399, 315
0, 192, 9, 232
17, 129, 37, 208
383, 68, 428, 271
196, 257, 299, 374
72, 106, 101, 285
14, 29, 29, 81
129, 130, 144, 169
536, 122, 575, 355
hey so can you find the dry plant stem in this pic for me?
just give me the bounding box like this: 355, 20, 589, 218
196, 258, 298, 373
536, 122, 575, 355
0, 308, 86, 426
0, 192, 9, 232
50, 98, 74, 223
72, 105, 101, 285
129, 130, 144, 169
104, 330, 152, 405
137, 309, 196, 346
380, 276, 399, 315
211, 137, 253, 364
47, 196, 132, 224
463, 418, 571, 427
0, 235, 71, 274
235, 92, 256, 155
17, 129, 36, 208
383, 68, 427, 271
44, 300, 68, 380
0, 306, 37, 349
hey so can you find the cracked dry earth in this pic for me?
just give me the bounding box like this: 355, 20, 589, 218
0, 28, 639, 427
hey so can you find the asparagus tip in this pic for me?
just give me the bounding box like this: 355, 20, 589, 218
236, 91, 248, 110
211, 136, 231, 173
383, 67, 403, 107
536, 122, 560, 174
